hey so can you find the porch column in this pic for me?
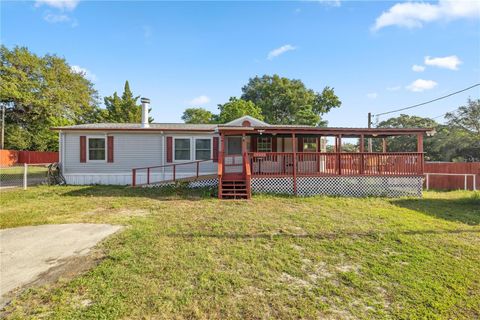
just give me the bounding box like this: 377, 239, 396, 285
382, 138, 387, 153
417, 133, 424, 174
359, 134, 365, 174
242, 133, 246, 174
337, 135, 342, 175
417, 134, 423, 153
292, 133, 297, 195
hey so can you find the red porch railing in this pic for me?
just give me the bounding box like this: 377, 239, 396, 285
131, 159, 212, 187
248, 152, 423, 177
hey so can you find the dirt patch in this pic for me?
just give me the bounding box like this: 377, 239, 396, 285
82, 208, 149, 217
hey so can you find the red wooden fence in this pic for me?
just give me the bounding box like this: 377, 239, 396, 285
424, 162, 479, 190
0, 150, 59, 166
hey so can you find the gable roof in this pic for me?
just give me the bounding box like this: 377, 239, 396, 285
224, 115, 269, 127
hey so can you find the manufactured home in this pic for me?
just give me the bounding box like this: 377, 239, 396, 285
53, 98, 430, 199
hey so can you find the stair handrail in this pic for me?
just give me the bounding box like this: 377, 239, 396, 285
132, 159, 212, 187
243, 153, 251, 199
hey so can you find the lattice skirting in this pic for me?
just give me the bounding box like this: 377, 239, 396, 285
143, 178, 218, 189
252, 176, 423, 198
251, 177, 294, 195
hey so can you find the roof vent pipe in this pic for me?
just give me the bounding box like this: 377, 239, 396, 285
141, 97, 150, 128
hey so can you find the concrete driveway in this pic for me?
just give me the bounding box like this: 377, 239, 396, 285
0, 224, 122, 307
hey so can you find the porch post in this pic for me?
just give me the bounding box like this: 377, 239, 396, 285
292, 133, 297, 195
220, 133, 225, 174
242, 133, 247, 176
417, 133, 424, 174
337, 134, 342, 175
417, 133, 423, 153
382, 138, 387, 153
359, 134, 365, 174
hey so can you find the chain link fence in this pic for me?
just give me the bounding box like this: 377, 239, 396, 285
0, 164, 51, 190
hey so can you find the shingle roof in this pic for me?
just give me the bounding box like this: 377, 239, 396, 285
52, 123, 217, 131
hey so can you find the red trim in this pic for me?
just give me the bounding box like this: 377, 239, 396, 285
107, 136, 114, 163
166, 136, 173, 163
213, 136, 219, 162
80, 136, 86, 163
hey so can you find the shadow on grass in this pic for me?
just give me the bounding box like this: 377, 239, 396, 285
62, 185, 215, 201
165, 228, 480, 240
390, 193, 480, 225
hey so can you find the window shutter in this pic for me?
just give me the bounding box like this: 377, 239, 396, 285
166, 136, 173, 163
213, 137, 219, 162
107, 136, 114, 163
80, 136, 86, 163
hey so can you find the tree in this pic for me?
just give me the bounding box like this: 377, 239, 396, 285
444, 99, 480, 161
103, 81, 153, 123
375, 114, 438, 155
445, 99, 480, 135
0, 45, 101, 151
240, 74, 341, 126
376, 109, 480, 162
181, 108, 216, 124
217, 97, 263, 123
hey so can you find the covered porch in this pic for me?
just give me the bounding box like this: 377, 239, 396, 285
218, 126, 430, 197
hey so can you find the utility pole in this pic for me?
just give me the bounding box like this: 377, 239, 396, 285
367, 112, 372, 152
1, 103, 5, 149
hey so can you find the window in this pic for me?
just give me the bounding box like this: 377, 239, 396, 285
174, 138, 191, 161
303, 137, 317, 152
195, 139, 211, 160
257, 137, 272, 152
88, 137, 106, 161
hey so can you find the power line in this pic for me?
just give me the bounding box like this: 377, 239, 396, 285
374, 83, 480, 117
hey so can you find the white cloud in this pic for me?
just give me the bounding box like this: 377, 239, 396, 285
189, 95, 210, 106
318, 0, 341, 7
366, 92, 378, 99
35, 0, 80, 11
43, 13, 70, 23
372, 0, 480, 31
424, 55, 462, 70
406, 79, 438, 92
412, 64, 425, 72
267, 44, 296, 60
386, 85, 401, 91
71, 65, 97, 81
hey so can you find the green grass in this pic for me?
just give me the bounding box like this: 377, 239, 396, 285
0, 165, 48, 183
1, 186, 479, 319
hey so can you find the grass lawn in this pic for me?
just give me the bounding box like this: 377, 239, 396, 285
1, 186, 479, 319
0, 165, 48, 184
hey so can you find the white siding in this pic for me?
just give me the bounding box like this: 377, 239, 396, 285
62, 131, 219, 185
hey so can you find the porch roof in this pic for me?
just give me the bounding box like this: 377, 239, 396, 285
217, 125, 433, 137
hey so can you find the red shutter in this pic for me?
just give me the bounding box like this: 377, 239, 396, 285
251, 136, 257, 152
166, 136, 173, 163
80, 136, 86, 163
213, 136, 219, 162
107, 136, 114, 163
272, 137, 277, 152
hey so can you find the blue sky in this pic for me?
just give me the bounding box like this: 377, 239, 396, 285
2, 0, 479, 127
